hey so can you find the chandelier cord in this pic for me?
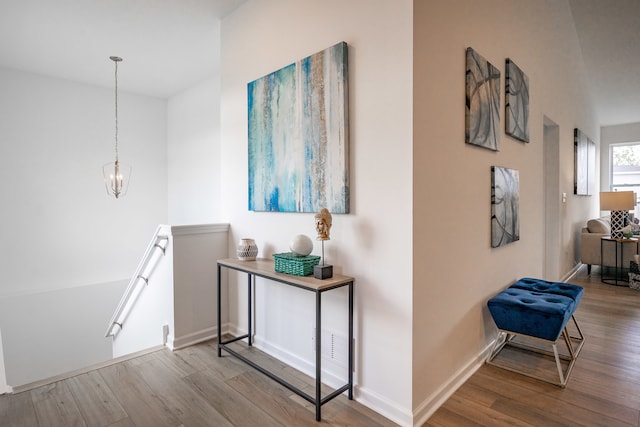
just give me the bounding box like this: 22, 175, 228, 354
114, 59, 119, 163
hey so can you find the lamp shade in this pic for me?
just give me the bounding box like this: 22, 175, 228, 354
600, 191, 635, 211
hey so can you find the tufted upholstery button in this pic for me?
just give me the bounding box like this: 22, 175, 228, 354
511, 278, 584, 306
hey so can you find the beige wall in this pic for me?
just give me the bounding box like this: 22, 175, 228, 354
413, 0, 598, 422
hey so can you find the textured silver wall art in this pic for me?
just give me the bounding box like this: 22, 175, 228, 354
574, 128, 595, 196
466, 47, 500, 151
505, 58, 530, 143
491, 166, 520, 248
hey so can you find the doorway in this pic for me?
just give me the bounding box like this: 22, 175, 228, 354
543, 116, 561, 279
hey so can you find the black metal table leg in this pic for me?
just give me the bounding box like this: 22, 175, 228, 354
248, 274, 253, 346
217, 263, 222, 357
348, 281, 353, 400
315, 290, 322, 421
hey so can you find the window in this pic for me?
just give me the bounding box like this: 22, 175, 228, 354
611, 143, 640, 219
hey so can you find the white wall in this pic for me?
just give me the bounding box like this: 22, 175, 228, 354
0, 68, 168, 296
0, 280, 126, 386
171, 223, 229, 349
413, 0, 599, 422
221, 1, 414, 424
168, 76, 222, 224
0, 67, 168, 387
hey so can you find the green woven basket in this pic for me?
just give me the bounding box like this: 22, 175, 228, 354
273, 252, 320, 276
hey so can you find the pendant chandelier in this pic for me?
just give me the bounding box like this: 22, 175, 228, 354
103, 56, 132, 198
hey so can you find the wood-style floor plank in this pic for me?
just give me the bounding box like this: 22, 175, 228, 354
0, 390, 39, 427
439, 394, 537, 427
225, 369, 321, 427
425, 405, 489, 427
65, 370, 127, 427
30, 381, 86, 427
183, 368, 282, 427
130, 352, 234, 427
98, 362, 181, 427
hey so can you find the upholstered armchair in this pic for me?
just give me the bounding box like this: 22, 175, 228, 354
580, 217, 639, 274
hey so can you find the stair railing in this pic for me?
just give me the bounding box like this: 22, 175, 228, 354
105, 225, 171, 337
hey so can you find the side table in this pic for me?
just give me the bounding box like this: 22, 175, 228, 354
600, 236, 639, 285
216, 258, 354, 421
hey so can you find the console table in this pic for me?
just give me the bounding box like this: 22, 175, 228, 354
216, 258, 354, 421
600, 236, 639, 285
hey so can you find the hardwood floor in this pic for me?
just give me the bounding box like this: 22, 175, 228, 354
2, 266, 640, 426
0, 338, 398, 427
426, 267, 640, 426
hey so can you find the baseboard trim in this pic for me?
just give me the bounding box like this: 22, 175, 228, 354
10, 345, 165, 394
412, 341, 494, 426
168, 326, 218, 351
563, 263, 584, 282
355, 385, 413, 427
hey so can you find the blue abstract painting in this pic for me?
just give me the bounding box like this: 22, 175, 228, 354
248, 42, 349, 213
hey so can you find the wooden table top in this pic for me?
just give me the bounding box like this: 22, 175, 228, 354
217, 258, 354, 291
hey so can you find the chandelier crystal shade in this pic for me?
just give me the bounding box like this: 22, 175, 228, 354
103, 56, 131, 198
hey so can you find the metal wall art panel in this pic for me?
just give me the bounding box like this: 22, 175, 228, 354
466, 47, 500, 151
248, 42, 349, 213
505, 58, 530, 143
574, 128, 595, 196
491, 166, 520, 248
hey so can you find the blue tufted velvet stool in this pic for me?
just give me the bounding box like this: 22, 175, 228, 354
488, 288, 575, 341
487, 278, 585, 387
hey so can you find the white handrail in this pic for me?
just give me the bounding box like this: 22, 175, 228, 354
105, 225, 171, 337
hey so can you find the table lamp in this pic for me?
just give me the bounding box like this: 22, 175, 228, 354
600, 191, 636, 238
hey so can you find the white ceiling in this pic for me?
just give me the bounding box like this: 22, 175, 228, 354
569, 0, 640, 126
0, 0, 637, 126
0, 0, 246, 98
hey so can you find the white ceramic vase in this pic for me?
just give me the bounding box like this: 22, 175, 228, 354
237, 238, 258, 261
